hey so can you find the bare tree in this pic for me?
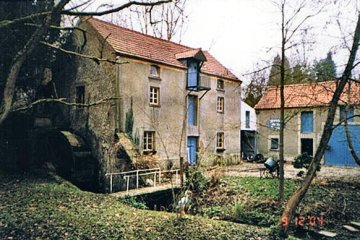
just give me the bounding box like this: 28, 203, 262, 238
0, 0, 171, 127
279, 12, 360, 236
108, 0, 188, 41
274, 0, 325, 203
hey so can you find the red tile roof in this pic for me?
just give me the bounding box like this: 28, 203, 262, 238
255, 81, 360, 110
85, 17, 240, 82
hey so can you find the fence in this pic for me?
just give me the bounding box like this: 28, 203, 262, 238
105, 168, 180, 194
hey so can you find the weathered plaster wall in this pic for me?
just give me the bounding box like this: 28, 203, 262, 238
256, 106, 360, 161
118, 57, 241, 167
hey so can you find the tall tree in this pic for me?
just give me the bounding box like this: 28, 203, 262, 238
313, 51, 337, 81
268, 54, 292, 86
291, 63, 314, 83
280, 12, 360, 237
109, 0, 187, 41
243, 64, 268, 107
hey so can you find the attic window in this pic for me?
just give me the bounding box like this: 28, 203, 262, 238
217, 79, 224, 90
150, 65, 160, 78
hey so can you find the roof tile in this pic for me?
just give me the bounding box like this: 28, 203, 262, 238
85, 17, 240, 82
255, 81, 360, 109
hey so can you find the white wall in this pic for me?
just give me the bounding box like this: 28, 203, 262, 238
241, 101, 256, 131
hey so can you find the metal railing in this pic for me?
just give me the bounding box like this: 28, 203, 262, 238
105, 168, 180, 194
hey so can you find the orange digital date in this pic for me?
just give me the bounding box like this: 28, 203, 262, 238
281, 215, 325, 227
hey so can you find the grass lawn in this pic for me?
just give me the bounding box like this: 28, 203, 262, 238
0, 173, 271, 240
191, 176, 360, 239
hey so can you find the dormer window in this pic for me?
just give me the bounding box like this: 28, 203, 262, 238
150, 65, 160, 78
187, 60, 199, 89
217, 79, 224, 91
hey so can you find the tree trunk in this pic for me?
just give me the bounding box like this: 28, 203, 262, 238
279, 13, 360, 236
0, 0, 70, 126
344, 81, 360, 165
278, 1, 286, 203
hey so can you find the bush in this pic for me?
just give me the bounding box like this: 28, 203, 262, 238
186, 168, 209, 192
120, 196, 148, 210
293, 153, 320, 171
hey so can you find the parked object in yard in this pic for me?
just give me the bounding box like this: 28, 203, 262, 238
260, 157, 279, 178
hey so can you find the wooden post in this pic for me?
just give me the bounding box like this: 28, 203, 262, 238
110, 174, 113, 193
136, 170, 139, 189
180, 157, 184, 186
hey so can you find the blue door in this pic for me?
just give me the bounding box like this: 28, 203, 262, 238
187, 137, 198, 165
324, 125, 360, 166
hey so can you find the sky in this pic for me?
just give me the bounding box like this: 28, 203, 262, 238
67, 0, 360, 84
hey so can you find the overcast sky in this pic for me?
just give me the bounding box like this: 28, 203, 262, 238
70, 0, 360, 84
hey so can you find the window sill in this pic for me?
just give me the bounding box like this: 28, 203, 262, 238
269, 149, 279, 151
143, 150, 157, 155
216, 148, 225, 153
149, 104, 161, 108
217, 111, 224, 114
148, 75, 161, 81
216, 88, 225, 92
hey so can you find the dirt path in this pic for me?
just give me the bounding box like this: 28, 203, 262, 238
224, 162, 360, 182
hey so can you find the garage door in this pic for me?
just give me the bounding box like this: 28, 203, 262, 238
324, 125, 360, 166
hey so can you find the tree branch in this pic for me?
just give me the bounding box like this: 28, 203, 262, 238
40, 41, 128, 65
62, 0, 172, 16
0, 0, 71, 126
0, 11, 51, 29
11, 97, 121, 112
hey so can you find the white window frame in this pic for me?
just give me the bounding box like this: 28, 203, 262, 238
143, 131, 155, 152
216, 132, 225, 149
149, 86, 160, 106
217, 97, 224, 113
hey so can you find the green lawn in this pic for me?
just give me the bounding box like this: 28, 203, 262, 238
191, 176, 360, 239
0, 173, 270, 240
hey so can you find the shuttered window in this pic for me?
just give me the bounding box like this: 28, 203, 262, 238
301, 111, 313, 133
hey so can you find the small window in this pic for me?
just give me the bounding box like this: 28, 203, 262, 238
217, 79, 224, 90
76, 86, 85, 107
340, 105, 354, 123
301, 111, 313, 133
216, 132, 224, 149
150, 65, 160, 77
217, 97, 224, 113
143, 131, 155, 152
149, 86, 160, 106
245, 111, 250, 128
270, 138, 279, 150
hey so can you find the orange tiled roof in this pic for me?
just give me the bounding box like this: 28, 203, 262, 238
254, 81, 360, 110
85, 17, 240, 82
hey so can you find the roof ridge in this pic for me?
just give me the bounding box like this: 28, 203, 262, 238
90, 17, 196, 52
266, 80, 337, 89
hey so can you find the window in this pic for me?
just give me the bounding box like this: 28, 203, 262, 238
245, 111, 250, 128
301, 111, 313, 133
216, 132, 225, 149
340, 105, 354, 123
143, 131, 155, 152
149, 86, 160, 106
187, 60, 199, 88
75, 86, 85, 107
188, 95, 198, 126
150, 65, 160, 77
217, 97, 224, 113
217, 79, 224, 90
270, 138, 279, 150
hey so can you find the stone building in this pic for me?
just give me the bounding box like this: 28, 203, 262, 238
255, 81, 360, 166
57, 17, 242, 182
